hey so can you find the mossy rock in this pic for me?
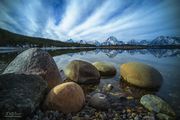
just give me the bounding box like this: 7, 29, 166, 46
140, 94, 176, 117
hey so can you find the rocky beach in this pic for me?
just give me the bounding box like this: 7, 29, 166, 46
0, 48, 177, 120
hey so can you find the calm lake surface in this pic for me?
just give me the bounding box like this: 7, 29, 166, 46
0, 48, 180, 116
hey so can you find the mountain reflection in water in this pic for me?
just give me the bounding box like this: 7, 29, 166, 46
50, 49, 180, 58
93, 49, 176, 58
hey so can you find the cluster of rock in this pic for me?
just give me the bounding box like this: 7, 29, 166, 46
0, 48, 176, 120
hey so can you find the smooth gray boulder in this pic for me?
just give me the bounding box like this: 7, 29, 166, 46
89, 93, 110, 110
64, 60, 100, 84
0, 73, 47, 118
3, 48, 62, 89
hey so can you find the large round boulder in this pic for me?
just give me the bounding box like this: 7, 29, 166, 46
0, 73, 47, 118
93, 61, 116, 76
3, 48, 62, 89
44, 82, 85, 113
89, 93, 110, 110
64, 60, 100, 84
120, 62, 163, 88
140, 94, 176, 117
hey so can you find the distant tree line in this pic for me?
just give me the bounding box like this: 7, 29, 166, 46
0, 28, 95, 47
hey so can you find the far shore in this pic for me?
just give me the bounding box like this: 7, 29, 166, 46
0, 45, 180, 51
0, 45, 179, 54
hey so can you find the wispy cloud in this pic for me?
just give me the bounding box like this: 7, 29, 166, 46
0, 0, 179, 42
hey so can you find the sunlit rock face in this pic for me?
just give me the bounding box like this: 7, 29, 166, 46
44, 82, 85, 113
93, 61, 116, 76
0, 73, 48, 118
120, 62, 163, 89
64, 60, 100, 84
3, 48, 62, 89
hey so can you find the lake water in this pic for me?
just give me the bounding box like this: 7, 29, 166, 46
0, 48, 180, 116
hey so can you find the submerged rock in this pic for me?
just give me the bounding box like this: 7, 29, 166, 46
3, 48, 62, 89
44, 82, 85, 113
156, 113, 174, 120
140, 94, 176, 117
93, 62, 116, 76
89, 93, 110, 110
120, 62, 163, 88
0, 73, 47, 118
64, 60, 100, 84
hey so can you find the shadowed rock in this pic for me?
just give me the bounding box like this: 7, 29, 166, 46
0, 73, 47, 118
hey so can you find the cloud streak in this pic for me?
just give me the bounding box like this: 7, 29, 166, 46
0, 0, 180, 42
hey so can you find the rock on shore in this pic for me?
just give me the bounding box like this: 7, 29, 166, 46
120, 62, 163, 88
0, 73, 47, 118
44, 82, 85, 113
64, 60, 100, 84
89, 93, 110, 110
140, 94, 176, 118
93, 61, 116, 76
3, 48, 62, 89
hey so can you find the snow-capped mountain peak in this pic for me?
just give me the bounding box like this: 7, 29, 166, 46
151, 36, 180, 45
66, 39, 74, 43
78, 40, 88, 44
102, 36, 124, 45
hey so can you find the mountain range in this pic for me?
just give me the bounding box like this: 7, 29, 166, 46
0, 28, 179, 47
150, 36, 180, 45
66, 36, 180, 46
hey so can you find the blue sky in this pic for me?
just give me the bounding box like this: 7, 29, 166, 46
0, 0, 180, 42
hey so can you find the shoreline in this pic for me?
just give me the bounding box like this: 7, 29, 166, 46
0, 45, 180, 51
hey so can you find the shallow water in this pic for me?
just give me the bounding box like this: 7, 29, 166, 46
53, 49, 180, 115
0, 48, 180, 116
